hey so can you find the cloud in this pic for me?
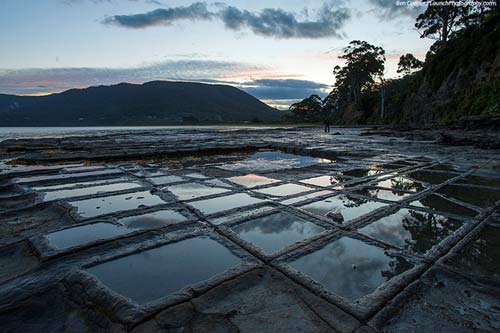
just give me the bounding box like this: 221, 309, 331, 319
103, 3, 214, 28
240, 79, 330, 100
218, 2, 350, 39
186, 78, 329, 102
61, 0, 164, 5
261, 99, 301, 110
368, 0, 423, 20
103, 1, 351, 39
0, 66, 328, 111
249, 79, 329, 90
0, 60, 265, 95
244, 79, 331, 109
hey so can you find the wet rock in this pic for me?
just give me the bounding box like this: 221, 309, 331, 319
0, 242, 39, 284
380, 268, 500, 332
0, 283, 109, 333
147, 267, 360, 333
0, 203, 75, 246
0, 127, 498, 332
326, 211, 344, 223
454, 115, 500, 131
0, 192, 38, 213
359, 126, 500, 150
436, 132, 500, 149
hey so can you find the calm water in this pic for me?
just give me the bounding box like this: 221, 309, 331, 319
289, 236, 414, 301
0, 126, 281, 141
231, 211, 325, 254
86, 236, 242, 304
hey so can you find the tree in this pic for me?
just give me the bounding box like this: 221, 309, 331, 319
322, 92, 340, 113
415, 0, 498, 43
289, 94, 323, 121
415, 1, 462, 42
458, 1, 499, 27
379, 78, 387, 119
397, 53, 424, 76
328, 40, 386, 111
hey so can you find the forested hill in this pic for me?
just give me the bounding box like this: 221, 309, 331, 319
287, 6, 499, 128
0, 81, 281, 126
390, 11, 500, 126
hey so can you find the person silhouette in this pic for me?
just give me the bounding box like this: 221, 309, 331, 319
323, 119, 330, 133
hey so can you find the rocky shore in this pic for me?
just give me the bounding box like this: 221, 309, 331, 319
0, 127, 499, 332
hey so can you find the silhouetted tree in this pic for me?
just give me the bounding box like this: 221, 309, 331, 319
328, 40, 386, 111
397, 53, 424, 76
289, 94, 323, 121
458, 1, 499, 27
415, 1, 462, 42
416, 0, 498, 43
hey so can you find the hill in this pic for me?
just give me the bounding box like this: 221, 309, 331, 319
356, 10, 499, 127
0, 81, 281, 126
287, 9, 499, 128
399, 12, 500, 126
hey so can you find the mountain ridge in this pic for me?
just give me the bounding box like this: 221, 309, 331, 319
0, 80, 281, 126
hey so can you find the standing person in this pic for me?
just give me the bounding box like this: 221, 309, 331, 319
323, 119, 330, 133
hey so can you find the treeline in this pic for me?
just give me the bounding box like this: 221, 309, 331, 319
287, 1, 499, 125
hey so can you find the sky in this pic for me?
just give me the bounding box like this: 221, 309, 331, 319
0, 0, 433, 108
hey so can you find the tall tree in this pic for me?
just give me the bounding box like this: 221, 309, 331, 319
415, 1, 462, 42
415, 0, 498, 43
330, 40, 386, 110
289, 94, 323, 121
379, 78, 387, 119
459, 1, 499, 27
397, 53, 424, 76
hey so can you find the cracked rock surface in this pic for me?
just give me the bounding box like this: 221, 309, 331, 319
0, 126, 499, 332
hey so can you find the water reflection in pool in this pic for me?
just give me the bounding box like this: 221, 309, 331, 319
289, 236, 414, 301
69, 190, 165, 218
359, 209, 463, 254
301, 195, 388, 222
231, 212, 325, 254
219, 151, 334, 172
86, 236, 242, 304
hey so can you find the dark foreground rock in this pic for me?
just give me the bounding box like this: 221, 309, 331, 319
0, 127, 499, 332
360, 127, 500, 150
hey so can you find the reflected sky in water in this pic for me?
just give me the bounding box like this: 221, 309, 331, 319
47, 222, 129, 249
69, 190, 165, 218
86, 236, 242, 304
353, 188, 411, 201
256, 183, 312, 197
165, 182, 229, 200
437, 185, 500, 208
301, 195, 388, 222
148, 175, 184, 185
232, 212, 325, 254
372, 176, 425, 192
359, 209, 463, 254
188, 193, 263, 215
289, 237, 413, 301
455, 175, 500, 188
119, 210, 186, 230
219, 151, 333, 172
342, 169, 381, 178
42, 182, 142, 201
300, 175, 348, 187
15, 169, 121, 184
210, 206, 275, 225
227, 174, 280, 188
409, 194, 478, 217
448, 225, 500, 278
408, 171, 457, 185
